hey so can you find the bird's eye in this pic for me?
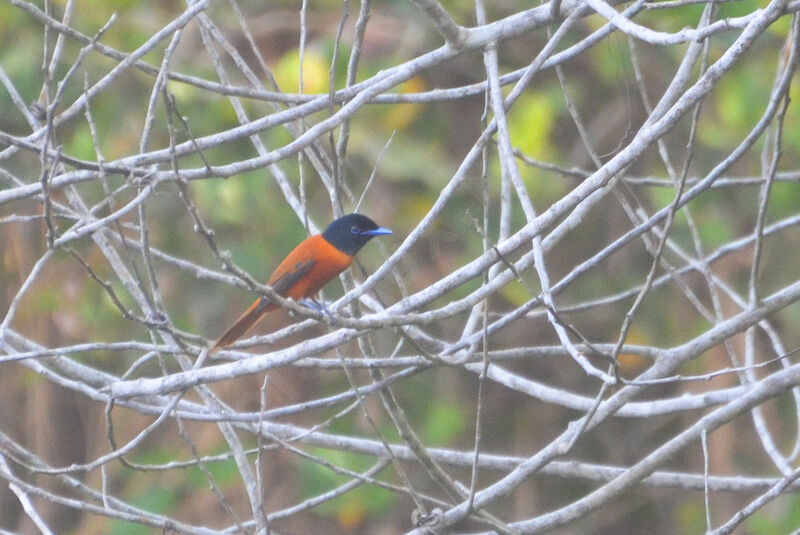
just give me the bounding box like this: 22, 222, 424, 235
350, 225, 360, 235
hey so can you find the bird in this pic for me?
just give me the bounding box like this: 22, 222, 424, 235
210, 213, 392, 353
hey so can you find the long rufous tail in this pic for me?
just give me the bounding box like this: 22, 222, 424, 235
210, 299, 274, 353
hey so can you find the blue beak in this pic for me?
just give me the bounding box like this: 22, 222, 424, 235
364, 227, 392, 236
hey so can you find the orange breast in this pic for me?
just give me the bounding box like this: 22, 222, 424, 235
267, 234, 354, 301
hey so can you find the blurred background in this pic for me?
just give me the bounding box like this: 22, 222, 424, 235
2, 0, 800, 533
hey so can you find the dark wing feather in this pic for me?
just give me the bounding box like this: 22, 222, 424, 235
269, 259, 315, 297
210, 259, 316, 353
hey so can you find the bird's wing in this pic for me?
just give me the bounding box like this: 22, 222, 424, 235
209, 259, 316, 353
268, 259, 316, 298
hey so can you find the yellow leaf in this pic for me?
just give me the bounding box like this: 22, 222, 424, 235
507, 93, 554, 160
383, 76, 427, 131
336, 497, 366, 529
618, 326, 650, 374
274, 50, 328, 94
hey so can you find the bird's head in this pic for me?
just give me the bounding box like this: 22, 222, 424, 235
322, 213, 392, 255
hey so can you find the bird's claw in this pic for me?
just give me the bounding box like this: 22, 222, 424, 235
301, 298, 336, 325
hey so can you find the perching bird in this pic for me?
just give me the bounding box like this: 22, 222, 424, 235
210, 213, 391, 353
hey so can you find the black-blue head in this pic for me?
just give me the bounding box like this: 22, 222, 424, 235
322, 213, 392, 255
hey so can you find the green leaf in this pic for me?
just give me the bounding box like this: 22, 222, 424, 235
423, 403, 467, 445
507, 93, 555, 160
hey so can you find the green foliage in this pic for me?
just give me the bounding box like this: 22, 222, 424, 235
185, 455, 241, 489
500, 277, 533, 307
747, 495, 800, 534
298, 448, 395, 527
507, 92, 557, 161
422, 402, 468, 445
701, 65, 773, 150
109, 488, 177, 535
674, 498, 707, 533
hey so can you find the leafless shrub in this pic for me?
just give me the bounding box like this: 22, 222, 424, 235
2, 0, 800, 533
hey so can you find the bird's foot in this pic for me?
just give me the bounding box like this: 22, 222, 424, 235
301, 298, 336, 325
